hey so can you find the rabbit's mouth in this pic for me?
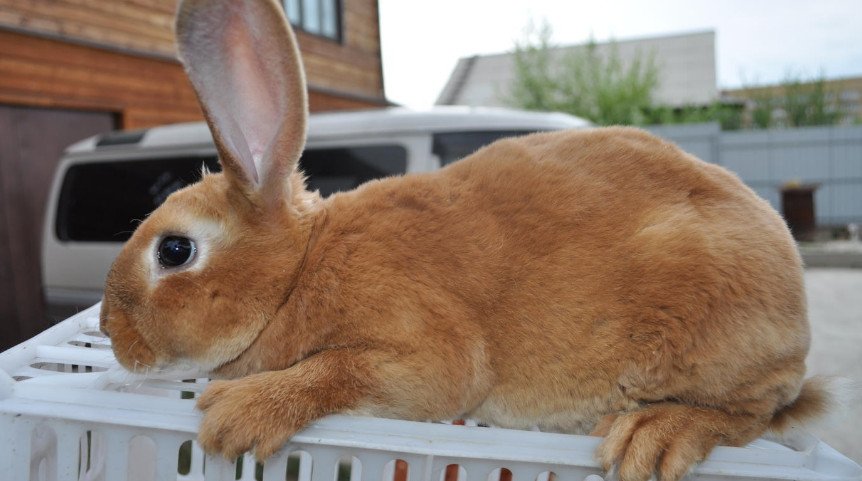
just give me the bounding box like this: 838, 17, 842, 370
101, 303, 158, 373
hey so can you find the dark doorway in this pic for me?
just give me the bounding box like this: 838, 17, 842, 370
0, 105, 115, 351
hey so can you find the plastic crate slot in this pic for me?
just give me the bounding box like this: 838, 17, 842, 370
441, 464, 466, 481
181, 379, 200, 399
125, 434, 161, 481
334, 455, 361, 481
385, 459, 410, 481
287, 450, 313, 481
78, 430, 95, 478
490, 468, 513, 481
187, 440, 206, 479
234, 452, 262, 480
67, 340, 111, 350
536, 471, 558, 481
31, 423, 57, 481
203, 452, 242, 479
281, 452, 302, 481
178, 440, 194, 476
13, 375, 31, 381
36, 457, 48, 481
110, 378, 207, 397
30, 361, 107, 373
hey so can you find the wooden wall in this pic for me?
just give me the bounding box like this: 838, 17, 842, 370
300, 0, 386, 100
0, 29, 202, 129
0, 0, 387, 113
0, 106, 115, 350
0, 0, 177, 56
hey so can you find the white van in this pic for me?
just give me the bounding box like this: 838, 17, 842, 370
42, 107, 589, 319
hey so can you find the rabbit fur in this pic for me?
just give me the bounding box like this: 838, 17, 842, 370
99, 0, 825, 480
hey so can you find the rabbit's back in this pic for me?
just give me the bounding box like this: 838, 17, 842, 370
316, 126, 807, 434
411, 127, 807, 432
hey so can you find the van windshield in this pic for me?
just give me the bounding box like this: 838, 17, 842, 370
55, 144, 408, 242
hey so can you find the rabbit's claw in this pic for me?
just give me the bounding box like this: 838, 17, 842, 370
196, 377, 296, 460
595, 404, 733, 481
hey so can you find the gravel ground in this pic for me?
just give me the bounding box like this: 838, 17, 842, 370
803, 268, 862, 463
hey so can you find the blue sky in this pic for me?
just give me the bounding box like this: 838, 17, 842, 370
378, 0, 862, 108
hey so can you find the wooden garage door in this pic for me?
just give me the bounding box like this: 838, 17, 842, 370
0, 105, 115, 351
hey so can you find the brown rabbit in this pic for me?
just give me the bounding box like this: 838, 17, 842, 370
99, 0, 827, 480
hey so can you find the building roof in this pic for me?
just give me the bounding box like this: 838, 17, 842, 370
437, 30, 718, 109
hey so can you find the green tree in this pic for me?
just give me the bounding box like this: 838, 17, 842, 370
780, 73, 842, 127
507, 21, 559, 112
642, 102, 743, 131
737, 72, 843, 129
750, 96, 774, 129
506, 22, 659, 126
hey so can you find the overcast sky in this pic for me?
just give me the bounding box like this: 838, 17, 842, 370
378, 0, 862, 109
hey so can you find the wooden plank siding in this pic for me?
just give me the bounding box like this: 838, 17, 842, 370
0, 28, 202, 129
0, 0, 387, 128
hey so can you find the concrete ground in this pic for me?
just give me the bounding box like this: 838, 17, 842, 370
800, 241, 862, 268
803, 268, 862, 463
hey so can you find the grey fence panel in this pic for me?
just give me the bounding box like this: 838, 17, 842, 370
826, 183, 862, 225
752, 186, 782, 211
834, 140, 862, 178
649, 123, 862, 227
720, 137, 773, 183
647, 123, 720, 164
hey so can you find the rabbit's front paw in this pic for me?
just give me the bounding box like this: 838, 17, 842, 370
196, 377, 298, 460
595, 404, 758, 481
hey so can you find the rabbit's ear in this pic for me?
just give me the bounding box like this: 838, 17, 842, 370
176, 0, 307, 205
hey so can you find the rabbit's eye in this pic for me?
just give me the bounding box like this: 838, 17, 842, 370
157, 236, 196, 268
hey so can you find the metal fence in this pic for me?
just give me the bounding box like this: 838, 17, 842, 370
648, 123, 862, 226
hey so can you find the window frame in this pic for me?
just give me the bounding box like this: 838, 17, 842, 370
299, 143, 409, 197
284, 0, 343, 43
432, 130, 541, 166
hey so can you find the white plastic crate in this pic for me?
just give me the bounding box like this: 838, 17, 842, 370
1, 304, 860, 481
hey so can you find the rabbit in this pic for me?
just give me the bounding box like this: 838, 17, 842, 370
98, 0, 828, 480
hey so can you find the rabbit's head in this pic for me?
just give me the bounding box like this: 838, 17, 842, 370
100, 0, 318, 374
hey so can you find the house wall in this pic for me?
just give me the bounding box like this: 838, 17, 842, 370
438, 31, 717, 109
0, 0, 387, 348
0, 0, 178, 56
0, 29, 200, 129
0, 0, 387, 129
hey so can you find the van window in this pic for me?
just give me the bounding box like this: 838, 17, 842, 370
56, 156, 219, 242
432, 130, 536, 166
55, 144, 407, 242
300, 145, 408, 197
